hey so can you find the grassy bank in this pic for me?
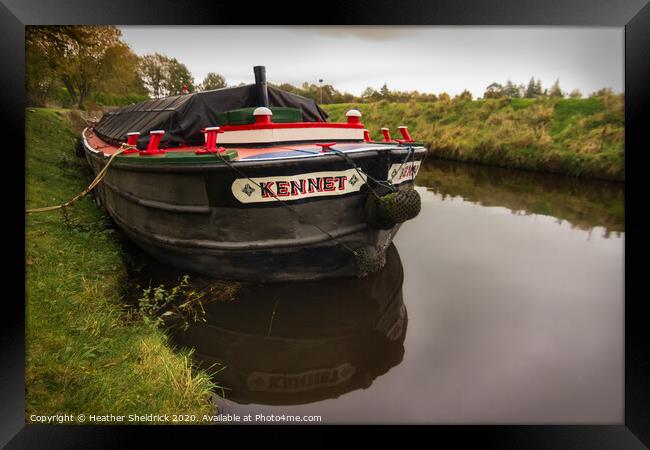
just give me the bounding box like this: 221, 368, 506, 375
25, 109, 216, 422
323, 95, 624, 181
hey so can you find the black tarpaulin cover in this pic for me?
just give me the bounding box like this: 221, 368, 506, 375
93, 84, 329, 148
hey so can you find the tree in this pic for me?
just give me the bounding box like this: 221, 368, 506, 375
139, 53, 195, 97
454, 90, 473, 102
379, 83, 390, 99
26, 26, 143, 109
25, 30, 59, 106
139, 53, 168, 98
95, 42, 147, 95
483, 82, 505, 99
165, 58, 195, 95
549, 79, 563, 98
569, 88, 582, 98
200, 72, 227, 91
438, 92, 451, 102
503, 80, 521, 98
361, 87, 379, 102
525, 77, 543, 98
591, 87, 614, 97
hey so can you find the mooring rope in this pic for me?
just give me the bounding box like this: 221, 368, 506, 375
213, 144, 418, 257
27, 139, 418, 261
329, 144, 415, 198
25, 143, 136, 214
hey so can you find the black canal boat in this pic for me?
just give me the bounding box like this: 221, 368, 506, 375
83, 66, 425, 281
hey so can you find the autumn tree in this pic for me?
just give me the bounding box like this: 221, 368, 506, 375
26, 26, 144, 108
200, 72, 227, 91
483, 82, 505, 99
454, 90, 473, 102
438, 92, 451, 102
25, 28, 61, 105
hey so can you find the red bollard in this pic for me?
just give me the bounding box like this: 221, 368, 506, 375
398, 126, 414, 142
381, 128, 393, 142
122, 132, 140, 154
140, 130, 165, 156
315, 142, 337, 152
196, 127, 226, 154
363, 129, 372, 142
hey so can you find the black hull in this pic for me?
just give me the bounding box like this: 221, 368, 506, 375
169, 244, 407, 405
84, 139, 425, 281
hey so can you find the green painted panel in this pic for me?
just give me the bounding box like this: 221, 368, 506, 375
117, 149, 239, 165
218, 107, 303, 125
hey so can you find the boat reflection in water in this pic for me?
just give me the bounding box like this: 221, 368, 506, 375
170, 243, 407, 406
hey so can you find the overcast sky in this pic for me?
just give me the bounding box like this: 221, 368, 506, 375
118, 26, 623, 97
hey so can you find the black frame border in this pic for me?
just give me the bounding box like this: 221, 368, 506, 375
4, 0, 649, 447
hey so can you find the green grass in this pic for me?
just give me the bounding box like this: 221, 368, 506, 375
25, 108, 217, 423
323, 95, 625, 181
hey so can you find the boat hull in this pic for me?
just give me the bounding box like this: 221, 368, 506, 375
84, 138, 424, 281
168, 243, 406, 405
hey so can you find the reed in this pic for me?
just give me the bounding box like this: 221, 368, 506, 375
323, 95, 624, 181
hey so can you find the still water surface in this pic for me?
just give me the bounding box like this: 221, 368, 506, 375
147, 159, 625, 424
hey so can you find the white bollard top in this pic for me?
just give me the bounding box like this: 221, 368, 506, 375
345, 109, 362, 117
253, 107, 273, 116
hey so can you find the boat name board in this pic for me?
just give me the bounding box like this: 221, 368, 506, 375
246, 362, 356, 393
231, 169, 367, 203
388, 160, 421, 184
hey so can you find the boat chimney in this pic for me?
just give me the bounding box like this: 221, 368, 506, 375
253, 66, 269, 108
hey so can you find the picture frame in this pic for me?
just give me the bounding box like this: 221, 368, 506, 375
4, 0, 648, 446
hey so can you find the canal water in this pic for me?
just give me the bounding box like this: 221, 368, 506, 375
133, 159, 625, 424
